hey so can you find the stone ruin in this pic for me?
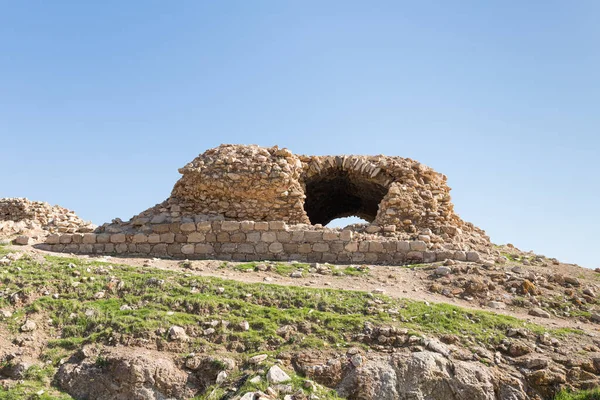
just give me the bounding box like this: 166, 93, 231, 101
40, 144, 493, 264
0, 198, 95, 242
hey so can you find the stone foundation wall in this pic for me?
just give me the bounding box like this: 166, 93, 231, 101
40, 220, 481, 265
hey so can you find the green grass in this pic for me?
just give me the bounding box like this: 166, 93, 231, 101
0, 252, 578, 355
555, 388, 600, 400
230, 261, 369, 277
0, 380, 73, 400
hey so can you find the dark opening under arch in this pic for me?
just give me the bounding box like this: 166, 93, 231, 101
303, 169, 389, 226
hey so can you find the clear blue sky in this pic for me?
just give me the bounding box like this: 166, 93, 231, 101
1, 1, 598, 268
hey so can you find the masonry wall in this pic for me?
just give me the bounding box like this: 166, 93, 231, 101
40, 220, 481, 265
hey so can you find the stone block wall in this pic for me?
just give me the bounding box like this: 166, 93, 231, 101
40, 220, 481, 265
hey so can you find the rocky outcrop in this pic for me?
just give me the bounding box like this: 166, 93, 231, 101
336, 351, 512, 400
56, 347, 197, 400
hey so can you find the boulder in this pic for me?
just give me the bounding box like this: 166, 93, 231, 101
56, 347, 197, 400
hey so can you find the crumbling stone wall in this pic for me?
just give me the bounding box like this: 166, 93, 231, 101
42, 144, 492, 263
0, 198, 95, 235
40, 220, 482, 264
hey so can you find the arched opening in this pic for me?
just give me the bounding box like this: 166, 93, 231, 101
303, 169, 389, 226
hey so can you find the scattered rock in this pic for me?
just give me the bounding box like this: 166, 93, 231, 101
168, 326, 188, 341
528, 308, 551, 319
20, 320, 37, 332
434, 266, 452, 276
266, 365, 291, 384
249, 354, 268, 364
13, 235, 30, 245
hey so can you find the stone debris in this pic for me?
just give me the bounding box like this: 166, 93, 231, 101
0, 198, 95, 237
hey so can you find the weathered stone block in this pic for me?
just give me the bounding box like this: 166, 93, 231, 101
115, 243, 128, 253
240, 221, 255, 231
454, 251, 467, 261
97, 234, 111, 244
397, 241, 410, 252
187, 232, 205, 243
82, 234, 97, 244
238, 244, 255, 254
246, 232, 261, 243
255, 242, 269, 253
80, 244, 93, 253
261, 232, 277, 243
383, 242, 397, 252
216, 232, 230, 242
93, 244, 105, 253
322, 253, 337, 263
110, 234, 126, 244
181, 244, 195, 255
148, 233, 161, 244
436, 251, 454, 262
104, 243, 115, 253
358, 241, 369, 252
137, 243, 151, 254
351, 253, 365, 262
423, 251, 437, 263
152, 224, 171, 234
197, 221, 212, 232
254, 222, 269, 231
410, 241, 427, 251
160, 233, 175, 244
329, 242, 344, 252
406, 251, 424, 262
313, 243, 329, 252
368, 241, 385, 253
167, 243, 182, 255
132, 233, 147, 243
344, 242, 358, 252
152, 243, 168, 255
72, 234, 83, 244
59, 235, 72, 244
180, 222, 196, 233
276, 231, 291, 242
46, 234, 60, 244
304, 231, 322, 241
283, 243, 298, 253
365, 253, 378, 263
169, 223, 181, 233
230, 232, 246, 242
466, 251, 480, 262
268, 242, 283, 253
64, 244, 79, 253
195, 244, 214, 254
220, 243, 237, 253
221, 221, 240, 231
323, 231, 339, 241
291, 231, 305, 242
268, 221, 286, 230
339, 230, 353, 241
298, 243, 312, 253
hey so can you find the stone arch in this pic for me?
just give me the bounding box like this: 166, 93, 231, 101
301, 157, 394, 226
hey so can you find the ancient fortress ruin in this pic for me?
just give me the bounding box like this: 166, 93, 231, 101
39, 144, 492, 264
